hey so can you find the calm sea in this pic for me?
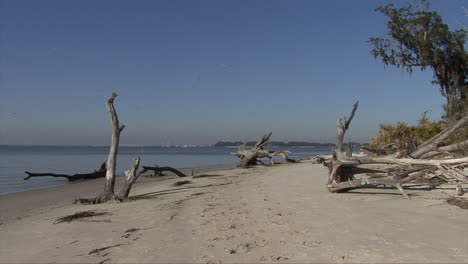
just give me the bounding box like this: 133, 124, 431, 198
0, 145, 331, 195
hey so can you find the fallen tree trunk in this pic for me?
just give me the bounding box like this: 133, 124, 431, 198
231, 132, 296, 167
25, 161, 106, 181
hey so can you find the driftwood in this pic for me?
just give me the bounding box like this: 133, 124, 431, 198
116, 161, 187, 199
231, 132, 295, 167
410, 116, 468, 159
78, 93, 184, 204
325, 102, 468, 199
79, 93, 124, 204
117, 157, 144, 199
141, 165, 187, 177
25, 161, 106, 181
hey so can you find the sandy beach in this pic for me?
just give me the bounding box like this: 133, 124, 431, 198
0, 160, 467, 263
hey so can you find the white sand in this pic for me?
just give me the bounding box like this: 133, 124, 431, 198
1, 161, 467, 263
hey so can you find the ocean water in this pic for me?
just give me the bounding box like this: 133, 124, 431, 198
0, 145, 331, 195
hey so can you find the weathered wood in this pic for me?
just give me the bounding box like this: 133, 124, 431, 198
328, 101, 358, 184
78, 93, 185, 204
117, 157, 143, 199
102, 92, 124, 201
336, 155, 468, 167
231, 132, 295, 168
141, 165, 187, 177
116, 162, 187, 199
335, 102, 358, 154
311, 155, 332, 164
325, 103, 467, 199
255, 131, 272, 149
79, 93, 124, 204
346, 143, 353, 157
410, 116, 468, 159
419, 139, 468, 159
25, 161, 106, 181
456, 181, 465, 196
438, 164, 468, 182
327, 177, 410, 199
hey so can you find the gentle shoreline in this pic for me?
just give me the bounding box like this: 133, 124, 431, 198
0, 166, 235, 225
0, 145, 328, 195
1, 160, 467, 263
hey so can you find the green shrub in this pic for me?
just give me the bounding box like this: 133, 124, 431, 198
368, 113, 444, 152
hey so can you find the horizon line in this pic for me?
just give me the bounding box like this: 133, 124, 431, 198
0, 142, 369, 147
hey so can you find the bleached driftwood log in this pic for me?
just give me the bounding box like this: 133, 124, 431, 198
231, 132, 295, 167
325, 102, 468, 199
25, 161, 106, 181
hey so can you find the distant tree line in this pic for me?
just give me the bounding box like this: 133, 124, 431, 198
213, 141, 362, 147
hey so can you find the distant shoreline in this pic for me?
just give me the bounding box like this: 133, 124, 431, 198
0, 142, 367, 148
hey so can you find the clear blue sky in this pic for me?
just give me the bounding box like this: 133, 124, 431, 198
1, 0, 466, 146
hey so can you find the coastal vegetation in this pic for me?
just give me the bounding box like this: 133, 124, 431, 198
365, 112, 468, 156
323, 0, 467, 198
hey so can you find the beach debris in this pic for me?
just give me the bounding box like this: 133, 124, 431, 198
55, 210, 111, 224
231, 132, 296, 167
324, 102, 468, 199
142, 165, 186, 177
24, 161, 106, 181
77, 93, 183, 204
456, 181, 465, 196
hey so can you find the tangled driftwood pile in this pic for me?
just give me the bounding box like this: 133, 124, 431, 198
322, 102, 467, 199
231, 132, 295, 168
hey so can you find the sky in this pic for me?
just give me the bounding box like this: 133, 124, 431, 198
0, 0, 466, 146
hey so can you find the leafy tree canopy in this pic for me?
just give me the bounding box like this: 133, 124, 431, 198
369, 0, 467, 121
